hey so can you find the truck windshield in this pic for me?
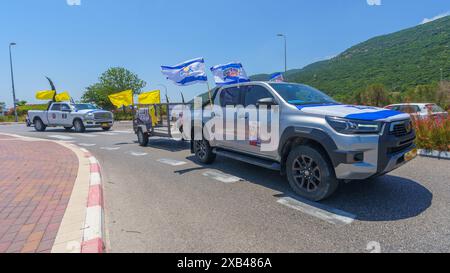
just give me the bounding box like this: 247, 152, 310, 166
269, 83, 337, 106
75, 104, 98, 110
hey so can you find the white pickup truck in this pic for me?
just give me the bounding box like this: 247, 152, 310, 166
27, 102, 114, 133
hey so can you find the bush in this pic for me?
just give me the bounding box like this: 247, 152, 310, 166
112, 110, 134, 121
16, 104, 47, 116
413, 115, 450, 152
0, 115, 26, 123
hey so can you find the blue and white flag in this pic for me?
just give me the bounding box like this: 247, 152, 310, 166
161, 58, 208, 86
210, 62, 250, 86
269, 72, 284, 82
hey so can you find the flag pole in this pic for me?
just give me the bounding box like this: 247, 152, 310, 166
206, 81, 213, 109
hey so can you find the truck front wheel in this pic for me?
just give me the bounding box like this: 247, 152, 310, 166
73, 119, 86, 133
194, 139, 216, 164
286, 146, 338, 201
34, 118, 47, 132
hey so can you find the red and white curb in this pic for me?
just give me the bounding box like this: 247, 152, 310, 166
80, 148, 105, 253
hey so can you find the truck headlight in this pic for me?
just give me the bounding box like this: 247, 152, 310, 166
326, 116, 382, 135
85, 113, 94, 119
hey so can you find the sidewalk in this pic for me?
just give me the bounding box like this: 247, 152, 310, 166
0, 134, 104, 253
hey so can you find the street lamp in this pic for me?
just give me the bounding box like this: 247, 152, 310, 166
9, 42, 18, 122
277, 34, 287, 74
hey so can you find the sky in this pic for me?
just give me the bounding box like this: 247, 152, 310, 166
0, 0, 449, 107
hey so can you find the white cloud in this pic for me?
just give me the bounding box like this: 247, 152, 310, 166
421, 12, 450, 24
367, 0, 382, 6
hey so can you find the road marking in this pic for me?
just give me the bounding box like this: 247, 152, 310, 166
277, 197, 356, 226
78, 143, 97, 147
113, 130, 133, 134
157, 158, 187, 166
100, 147, 121, 151
48, 135, 74, 140
202, 171, 242, 183
97, 132, 118, 136
77, 134, 99, 138
129, 152, 148, 157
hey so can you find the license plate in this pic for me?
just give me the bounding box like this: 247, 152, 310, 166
405, 149, 418, 162
101, 123, 109, 127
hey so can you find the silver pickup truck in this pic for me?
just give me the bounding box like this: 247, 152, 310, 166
191, 82, 417, 201
27, 102, 114, 133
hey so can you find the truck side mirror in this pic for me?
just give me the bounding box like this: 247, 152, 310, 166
256, 98, 277, 107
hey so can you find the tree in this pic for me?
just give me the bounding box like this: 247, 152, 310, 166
0, 102, 5, 115
81, 67, 146, 109
436, 81, 450, 109
353, 84, 390, 107
16, 100, 27, 107
405, 84, 437, 103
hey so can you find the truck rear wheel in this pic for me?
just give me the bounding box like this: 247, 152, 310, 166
73, 119, 86, 133
34, 118, 47, 132
194, 139, 216, 164
137, 128, 149, 147
286, 145, 338, 201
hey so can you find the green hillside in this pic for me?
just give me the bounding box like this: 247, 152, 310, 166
252, 16, 450, 101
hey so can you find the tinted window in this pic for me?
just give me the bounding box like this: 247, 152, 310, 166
75, 104, 98, 110
426, 104, 444, 113
50, 104, 61, 111
269, 83, 336, 105
61, 104, 71, 111
244, 85, 274, 106
220, 87, 242, 107
399, 105, 420, 114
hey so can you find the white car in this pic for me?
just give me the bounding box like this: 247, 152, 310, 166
385, 103, 448, 119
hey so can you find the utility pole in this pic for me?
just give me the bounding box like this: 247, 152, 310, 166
9, 42, 18, 122
277, 34, 287, 74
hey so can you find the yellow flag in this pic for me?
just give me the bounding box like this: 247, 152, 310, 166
150, 107, 158, 126
55, 92, 71, 102
36, 90, 56, 100
108, 90, 134, 108
138, 90, 161, 105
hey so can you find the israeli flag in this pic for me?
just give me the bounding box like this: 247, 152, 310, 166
161, 58, 208, 86
269, 72, 284, 82
210, 62, 250, 86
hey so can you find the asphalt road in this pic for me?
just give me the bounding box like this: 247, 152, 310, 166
1, 122, 449, 253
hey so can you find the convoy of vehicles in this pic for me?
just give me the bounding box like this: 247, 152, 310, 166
133, 82, 418, 201
385, 103, 448, 119
27, 103, 114, 132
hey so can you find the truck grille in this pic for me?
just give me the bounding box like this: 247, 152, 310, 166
389, 120, 413, 137
94, 112, 112, 120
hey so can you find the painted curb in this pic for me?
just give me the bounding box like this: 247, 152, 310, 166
418, 149, 450, 160
79, 148, 106, 253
